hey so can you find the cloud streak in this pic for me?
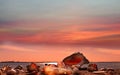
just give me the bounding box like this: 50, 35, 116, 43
0, 30, 120, 49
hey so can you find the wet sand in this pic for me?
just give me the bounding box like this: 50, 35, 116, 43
0, 69, 120, 75
77, 69, 120, 75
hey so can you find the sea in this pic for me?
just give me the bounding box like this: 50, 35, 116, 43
0, 62, 120, 69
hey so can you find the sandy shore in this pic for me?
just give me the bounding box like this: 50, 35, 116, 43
0, 69, 120, 75
76, 69, 120, 75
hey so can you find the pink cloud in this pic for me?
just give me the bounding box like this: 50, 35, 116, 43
0, 30, 120, 49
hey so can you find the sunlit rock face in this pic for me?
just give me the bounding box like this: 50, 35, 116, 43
63, 52, 89, 66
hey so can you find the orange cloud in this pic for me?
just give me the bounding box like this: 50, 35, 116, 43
0, 29, 120, 49
0, 44, 36, 52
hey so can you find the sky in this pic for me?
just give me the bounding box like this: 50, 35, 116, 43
0, 0, 120, 62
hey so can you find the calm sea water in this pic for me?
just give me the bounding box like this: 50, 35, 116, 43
0, 62, 120, 69
95, 62, 120, 69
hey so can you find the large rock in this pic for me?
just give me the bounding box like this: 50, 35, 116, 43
63, 52, 89, 66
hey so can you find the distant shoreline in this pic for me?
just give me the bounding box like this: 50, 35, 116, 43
1, 61, 120, 63
0, 61, 58, 63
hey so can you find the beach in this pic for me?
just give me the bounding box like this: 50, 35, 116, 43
1, 69, 120, 75
0, 62, 120, 75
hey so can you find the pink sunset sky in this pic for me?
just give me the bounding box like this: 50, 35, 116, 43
0, 0, 120, 62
